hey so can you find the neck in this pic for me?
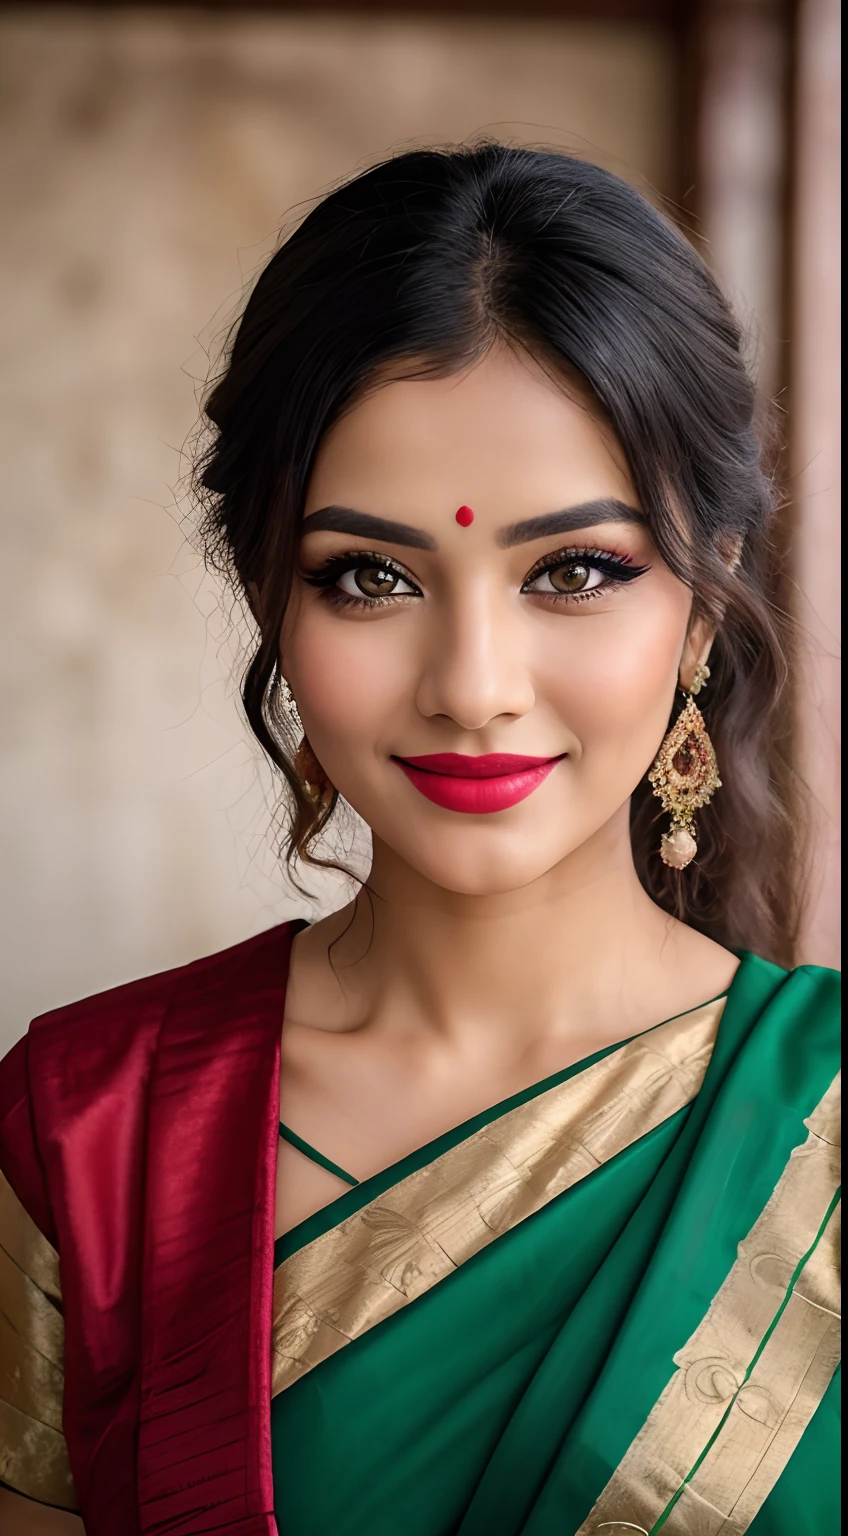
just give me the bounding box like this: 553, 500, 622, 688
295, 805, 705, 1054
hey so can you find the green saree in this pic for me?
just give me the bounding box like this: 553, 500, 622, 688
270, 953, 840, 1536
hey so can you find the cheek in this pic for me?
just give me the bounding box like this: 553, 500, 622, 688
544, 591, 687, 763
283, 604, 412, 750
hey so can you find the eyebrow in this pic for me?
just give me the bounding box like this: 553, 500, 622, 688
301, 505, 437, 550
497, 499, 644, 548
301, 496, 643, 552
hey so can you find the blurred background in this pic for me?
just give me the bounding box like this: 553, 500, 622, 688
0, 0, 840, 1052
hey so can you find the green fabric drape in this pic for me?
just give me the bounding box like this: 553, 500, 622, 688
271, 954, 840, 1535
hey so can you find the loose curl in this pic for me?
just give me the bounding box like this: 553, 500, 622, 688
194, 144, 802, 965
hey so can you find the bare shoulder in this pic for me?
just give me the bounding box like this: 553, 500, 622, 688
656, 916, 741, 1013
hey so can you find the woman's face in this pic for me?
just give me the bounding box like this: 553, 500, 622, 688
282, 347, 706, 895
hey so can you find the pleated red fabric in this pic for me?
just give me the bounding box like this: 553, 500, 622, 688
0, 921, 299, 1534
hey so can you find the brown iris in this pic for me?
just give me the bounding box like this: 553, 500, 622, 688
548, 561, 591, 593
355, 565, 398, 596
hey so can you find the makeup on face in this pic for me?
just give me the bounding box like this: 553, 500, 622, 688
285, 350, 695, 897
298, 498, 651, 616
300, 542, 648, 615
392, 753, 564, 814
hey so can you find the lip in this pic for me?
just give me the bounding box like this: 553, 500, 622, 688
393, 752, 563, 814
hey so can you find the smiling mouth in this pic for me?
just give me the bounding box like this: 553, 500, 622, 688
392, 752, 564, 814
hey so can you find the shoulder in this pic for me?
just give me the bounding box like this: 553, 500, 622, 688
725, 951, 840, 1111
790, 960, 841, 1025
779, 959, 841, 1083
22, 917, 298, 1062
733, 950, 839, 1027
29, 918, 297, 1044
760, 952, 838, 1015
0, 920, 299, 1235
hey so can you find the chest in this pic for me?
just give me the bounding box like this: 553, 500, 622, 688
274, 1027, 598, 1237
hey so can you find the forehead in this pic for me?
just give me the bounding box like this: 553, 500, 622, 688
305, 347, 636, 517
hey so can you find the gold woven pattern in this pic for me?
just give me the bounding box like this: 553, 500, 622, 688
271, 998, 725, 1396
577, 1072, 841, 1536
0, 1169, 78, 1510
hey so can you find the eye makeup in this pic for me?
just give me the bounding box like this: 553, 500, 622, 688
521, 545, 650, 604
300, 542, 650, 613
301, 551, 423, 611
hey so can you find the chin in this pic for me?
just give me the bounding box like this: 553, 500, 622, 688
382, 822, 577, 897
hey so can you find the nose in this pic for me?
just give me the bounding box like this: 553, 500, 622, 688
415, 583, 535, 730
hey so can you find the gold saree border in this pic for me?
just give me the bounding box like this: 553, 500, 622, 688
271, 997, 725, 1397
0, 1169, 78, 1510
577, 1071, 841, 1536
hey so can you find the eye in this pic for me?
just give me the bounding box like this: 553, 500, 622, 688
337, 564, 418, 598
301, 550, 424, 608
520, 546, 649, 602
525, 560, 605, 596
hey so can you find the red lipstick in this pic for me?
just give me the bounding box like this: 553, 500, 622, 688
393, 753, 561, 814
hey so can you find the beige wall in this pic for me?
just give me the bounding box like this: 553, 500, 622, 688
791, 0, 841, 967
0, 9, 676, 1050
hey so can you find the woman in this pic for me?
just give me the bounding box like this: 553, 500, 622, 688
0, 146, 839, 1536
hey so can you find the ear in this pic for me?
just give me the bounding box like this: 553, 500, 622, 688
679, 614, 715, 693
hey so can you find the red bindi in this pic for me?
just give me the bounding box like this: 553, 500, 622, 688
455, 505, 475, 527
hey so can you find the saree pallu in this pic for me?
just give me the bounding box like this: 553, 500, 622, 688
0, 924, 840, 1536
270, 954, 840, 1536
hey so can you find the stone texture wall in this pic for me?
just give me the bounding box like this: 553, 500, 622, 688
0, 9, 675, 1048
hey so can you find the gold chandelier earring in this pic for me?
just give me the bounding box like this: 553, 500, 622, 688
276, 670, 303, 735
293, 737, 335, 813
275, 669, 335, 814
648, 663, 721, 870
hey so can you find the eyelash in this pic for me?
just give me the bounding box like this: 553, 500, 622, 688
521, 546, 649, 604
301, 546, 649, 612
302, 551, 424, 611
